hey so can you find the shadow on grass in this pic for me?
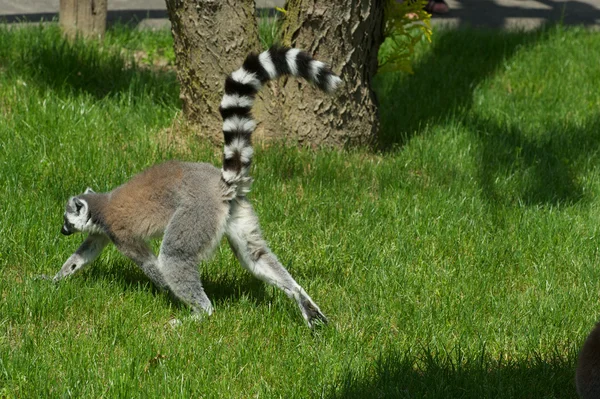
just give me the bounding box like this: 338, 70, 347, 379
0, 24, 178, 106
375, 24, 600, 207
472, 115, 600, 207
329, 347, 577, 399
203, 273, 268, 306
437, 0, 600, 30
84, 260, 268, 307
374, 26, 551, 149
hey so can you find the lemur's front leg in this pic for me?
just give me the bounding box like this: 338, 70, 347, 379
54, 234, 110, 282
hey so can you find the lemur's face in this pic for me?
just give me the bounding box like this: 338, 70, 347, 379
61, 196, 90, 236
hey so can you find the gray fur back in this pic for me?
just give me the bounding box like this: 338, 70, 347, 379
98, 161, 228, 240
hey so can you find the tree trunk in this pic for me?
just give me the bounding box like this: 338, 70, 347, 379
165, 0, 382, 147
274, 0, 384, 146
165, 0, 263, 143
59, 0, 107, 40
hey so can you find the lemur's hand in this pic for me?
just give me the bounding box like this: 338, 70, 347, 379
54, 253, 87, 282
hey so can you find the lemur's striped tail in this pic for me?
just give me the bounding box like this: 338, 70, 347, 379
219, 46, 342, 194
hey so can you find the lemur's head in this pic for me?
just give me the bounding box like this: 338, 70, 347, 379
61, 188, 95, 236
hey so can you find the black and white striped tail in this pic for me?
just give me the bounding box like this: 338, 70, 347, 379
218, 46, 342, 194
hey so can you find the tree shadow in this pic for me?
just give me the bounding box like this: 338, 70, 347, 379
472, 115, 600, 207
374, 26, 550, 149
437, 0, 600, 30
1, 24, 178, 105
329, 347, 577, 398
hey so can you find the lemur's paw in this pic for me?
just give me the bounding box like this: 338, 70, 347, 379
33, 274, 53, 281
168, 310, 211, 328
298, 290, 328, 329
190, 311, 211, 323
168, 318, 183, 328
305, 304, 328, 329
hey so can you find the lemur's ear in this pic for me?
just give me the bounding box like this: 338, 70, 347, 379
84, 187, 95, 194
73, 197, 85, 213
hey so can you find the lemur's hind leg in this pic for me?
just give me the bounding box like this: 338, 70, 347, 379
226, 198, 327, 328
158, 206, 227, 317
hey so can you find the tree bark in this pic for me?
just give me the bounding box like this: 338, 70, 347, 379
165, 0, 263, 143
165, 0, 382, 147
59, 0, 107, 40
274, 0, 384, 146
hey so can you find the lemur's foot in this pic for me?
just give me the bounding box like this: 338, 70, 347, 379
33, 274, 53, 281
168, 318, 182, 328
168, 309, 211, 328
297, 289, 328, 329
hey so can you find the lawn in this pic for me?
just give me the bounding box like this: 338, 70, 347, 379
1, 21, 600, 398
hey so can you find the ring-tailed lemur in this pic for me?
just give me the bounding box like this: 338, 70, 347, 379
55, 46, 341, 328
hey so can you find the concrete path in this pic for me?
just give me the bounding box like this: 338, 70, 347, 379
441, 0, 600, 29
0, 0, 285, 29
1, 0, 600, 30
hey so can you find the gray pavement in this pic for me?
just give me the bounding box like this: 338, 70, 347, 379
1, 0, 600, 30
0, 0, 286, 28
440, 0, 600, 29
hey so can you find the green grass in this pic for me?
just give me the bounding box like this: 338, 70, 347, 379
1, 21, 600, 397
257, 10, 282, 49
